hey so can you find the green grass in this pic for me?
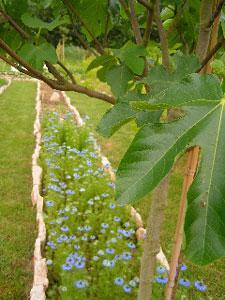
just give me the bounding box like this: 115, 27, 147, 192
0, 81, 36, 299
67, 91, 225, 299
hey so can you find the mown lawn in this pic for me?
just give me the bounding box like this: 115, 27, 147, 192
0, 81, 36, 299
67, 91, 225, 299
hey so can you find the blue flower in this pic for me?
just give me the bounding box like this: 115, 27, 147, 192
123, 284, 132, 293
102, 259, 115, 268
84, 225, 92, 231
122, 252, 132, 260
73, 173, 80, 179
86, 160, 92, 166
61, 226, 69, 232
127, 242, 136, 249
62, 263, 72, 271
108, 203, 115, 210
66, 189, 75, 195
101, 193, 109, 198
46, 200, 54, 207
74, 280, 88, 289
46, 259, 53, 265
66, 256, 75, 264
114, 216, 121, 222
180, 264, 187, 271
90, 235, 96, 240
75, 261, 85, 269
106, 248, 115, 254
101, 223, 109, 229
156, 266, 166, 274
194, 281, 207, 292
81, 236, 87, 241
114, 277, 124, 286
98, 250, 104, 256
179, 278, 191, 287
156, 276, 168, 284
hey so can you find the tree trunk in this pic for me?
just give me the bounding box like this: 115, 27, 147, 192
138, 176, 170, 300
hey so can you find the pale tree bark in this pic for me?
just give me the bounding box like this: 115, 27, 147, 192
138, 176, 170, 300
138, 2, 171, 298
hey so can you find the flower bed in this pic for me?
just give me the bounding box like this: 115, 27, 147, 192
41, 112, 142, 299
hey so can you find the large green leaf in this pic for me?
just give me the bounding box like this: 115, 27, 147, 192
184, 101, 225, 264
116, 74, 225, 264
97, 103, 136, 137
105, 64, 133, 97
71, 0, 109, 40
18, 42, 57, 70
113, 41, 147, 75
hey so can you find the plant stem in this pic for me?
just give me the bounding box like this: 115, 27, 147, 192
138, 176, 170, 300
154, 0, 170, 69
165, 147, 200, 300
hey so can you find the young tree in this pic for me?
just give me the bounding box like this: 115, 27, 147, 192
1, 0, 225, 299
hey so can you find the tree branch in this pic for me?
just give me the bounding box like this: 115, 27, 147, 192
128, 0, 143, 44
62, 0, 105, 55
0, 39, 115, 104
57, 60, 77, 84
196, 0, 214, 60
167, 0, 187, 34
142, 0, 156, 47
0, 9, 29, 39
154, 0, 170, 69
208, 0, 225, 28
137, 0, 152, 10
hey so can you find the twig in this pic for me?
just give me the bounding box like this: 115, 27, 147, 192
154, 0, 170, 69
119, 0, 131, 18
45, 61, 66, 84
208, 0, 225, 28
62, 0, 105, 55
137, 0, 152, 10
57, 61, 77, 84
142, 0, 156, 47
165, 147, 200, 300
128, 0, 143, 44
197, 38, 225, 73
0, 9, 29, 39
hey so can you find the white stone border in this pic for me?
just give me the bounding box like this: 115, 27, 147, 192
30, 81, 48, 300
60, 92, 169, 270
0, 78, 12, 95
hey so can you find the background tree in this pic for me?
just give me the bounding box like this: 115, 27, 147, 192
1, 0, 225, 299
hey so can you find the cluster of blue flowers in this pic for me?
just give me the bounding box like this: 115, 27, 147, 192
41, 113, 141, 299
41, 112, 208, 300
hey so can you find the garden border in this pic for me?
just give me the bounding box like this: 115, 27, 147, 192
0, 78, 12, 95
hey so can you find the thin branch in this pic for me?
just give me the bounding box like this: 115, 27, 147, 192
196, 0, 214, 60
62, 0, 105, 55
57, 60, 77, 84
103, 0, 110, 48
0, 54, 32, 76
197, 37, 225, 73
208, 0, 225, 28
45, 61, 66, 83
154, 0, 170, 69
0, 9, 29, 39
140, 0, 156, 47
119, 0, 131, 18
137, 0, 152, 10
0, 39, 115, 104
128, 0, 143, 44
167, 0, 188, 34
